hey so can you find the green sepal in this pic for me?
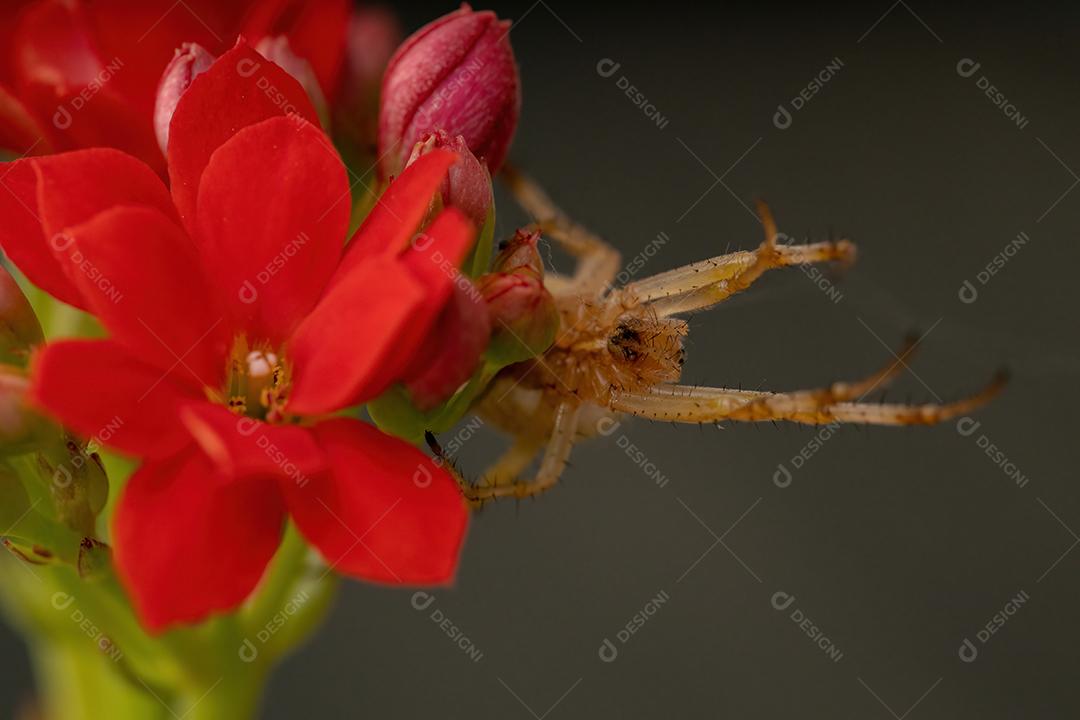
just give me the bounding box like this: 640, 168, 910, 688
0, 464, 83, 566
465, 198, 496, 278
368, 357, 506, 446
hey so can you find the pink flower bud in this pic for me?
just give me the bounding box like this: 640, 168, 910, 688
477, 230, 558, 363
154, 43, 215, 155
378, 5, 520, 178
255, 35, 329, 126
347, 6, 402, 93
0, 265, 43, 367
337, 7, 403, 159
403, 280, 491, 411
406, 130, 492, 229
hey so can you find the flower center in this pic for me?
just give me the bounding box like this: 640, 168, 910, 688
218, 336, 292, 422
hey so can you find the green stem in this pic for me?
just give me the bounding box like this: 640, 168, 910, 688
240, 522, 339, 665
241, 523, 309, 630
175, 665, 266, 720
31, 640, 170, 720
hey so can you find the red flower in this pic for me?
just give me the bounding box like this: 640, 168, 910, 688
0, 41, 471, 631
0, 0, 348, 171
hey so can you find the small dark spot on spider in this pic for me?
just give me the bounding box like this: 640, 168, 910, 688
610, 322, 643, 361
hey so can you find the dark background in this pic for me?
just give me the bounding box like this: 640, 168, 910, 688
5, 2, 1080, 717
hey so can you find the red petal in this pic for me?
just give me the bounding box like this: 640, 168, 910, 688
283, 418, 467, 584
346, 207, 476, 399
59, 205, 228, 387
194, 116, 349, 345
29, 340, 203, 459
11, 0, 164, 171
286, 254, 425, 415
402, 280, 490, 411
113, 449, 285, 631
167, 39, 319, 231
85, 0, 240, 116
12, 0, 104, 98
33, 148, 178, 233
0, 148, 175, 309
0, 82, 51, 156
179, 403, 326, 484
240, 0, 350, 99
331, 149, 456, 281
0, 160, 83, 308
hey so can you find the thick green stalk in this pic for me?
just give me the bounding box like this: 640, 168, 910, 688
31, 640, 170, 720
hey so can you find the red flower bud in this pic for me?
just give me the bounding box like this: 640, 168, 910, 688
378, 5, 520, 178
153, 42, 214, 154
0, 265, 43, 367
403, 280, 491, 411
406, 130, 492, 229
477, 230, 558, 363
255, 35, 329, 126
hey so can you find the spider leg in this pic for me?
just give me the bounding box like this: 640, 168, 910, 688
626, 202, 854, 316
502, 166, 621, 296
609, 355, 1005, 426
613, 333, 918, 418
430, 401, 583, 507
482, 437, 543, 488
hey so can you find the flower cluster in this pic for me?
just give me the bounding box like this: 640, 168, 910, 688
0, 0, 526, 635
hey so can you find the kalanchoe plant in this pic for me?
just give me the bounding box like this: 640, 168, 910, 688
0, 17, 492, 714
0, 2, 1006, 719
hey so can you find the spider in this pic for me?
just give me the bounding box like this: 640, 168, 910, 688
429, 169, 1006, 506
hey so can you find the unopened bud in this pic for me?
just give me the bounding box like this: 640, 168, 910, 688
0, 265, 43, 366
154, 43, 215, 154
378, 5, 520, 178
347, 6, 402, 95
478, 230, 558, 363
407, 130, 492, 230
403, 280, 491, 411
0, 368, 44, 455
36, 436, 109, 537
77, 537, 112, 579
491, 228, 545, 274
255, 35, 329, 127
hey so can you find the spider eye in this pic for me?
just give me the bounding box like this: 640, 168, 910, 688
608, 323, 643, 362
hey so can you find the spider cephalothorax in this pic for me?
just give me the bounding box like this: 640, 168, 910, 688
432, 169, 1005, 506
509, 294, 687, 406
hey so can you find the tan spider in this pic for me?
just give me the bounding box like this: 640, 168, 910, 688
430, 169, 1006, 506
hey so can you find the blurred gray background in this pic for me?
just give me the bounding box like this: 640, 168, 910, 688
5, 1, 1080, 717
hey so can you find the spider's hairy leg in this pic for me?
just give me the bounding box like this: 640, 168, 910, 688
430, 401, 582, 507
782, 332, 921, 403
501, 165, 621, 295
626, 201, 854, 316
609, 370, 1007, 427
605, 333, 919, 422
483, 437, 543, 488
